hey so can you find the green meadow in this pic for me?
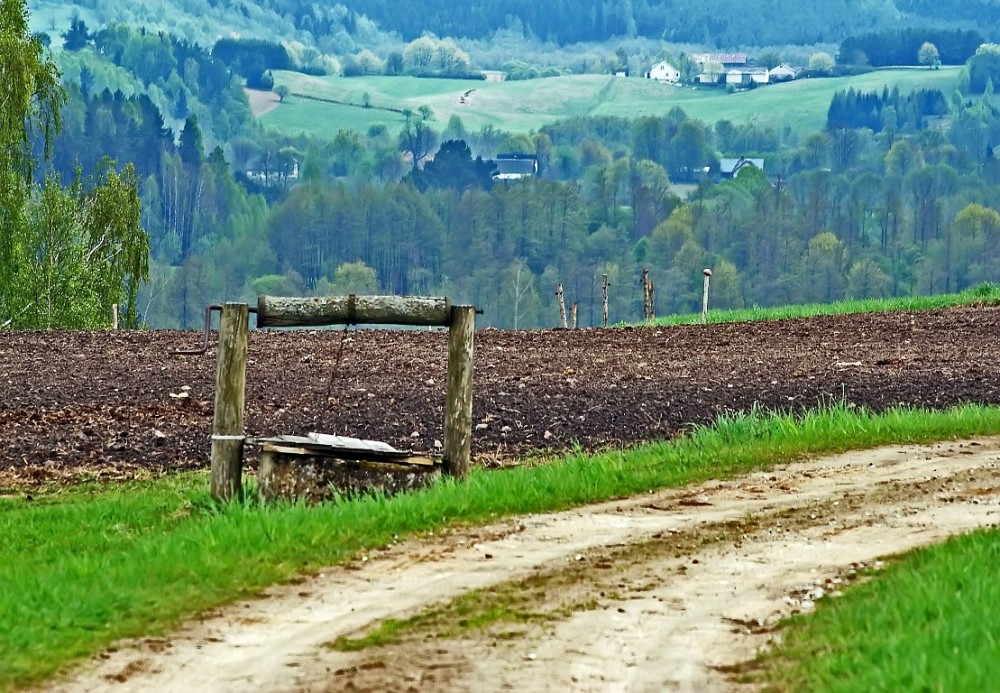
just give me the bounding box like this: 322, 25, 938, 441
4, 402, 1000, 689
262, 66, 961, 140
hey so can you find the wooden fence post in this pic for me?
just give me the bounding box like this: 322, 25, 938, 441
649, 279, 656, 320
443, 305, 475, 478
702, 268, 713, 325
210, 303, 249, 501
571, 302, 578, 329
556, 283, 567, 328
602, 273, 609, 328
642, 268, 651, 322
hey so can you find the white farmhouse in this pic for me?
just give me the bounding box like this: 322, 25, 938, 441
646, 61, 680, 83
768, 64, 797, 82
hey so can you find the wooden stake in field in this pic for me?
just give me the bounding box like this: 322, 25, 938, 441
556, 283, 568, 328
602, 273, 609, 328
648, 279, 656, 320
641, 268, 650, 322
112, 304, 119, 330
571, 302, 578, 329
211, 302, 250, 501
443, 305, 475, 478
702, 268, 713, 325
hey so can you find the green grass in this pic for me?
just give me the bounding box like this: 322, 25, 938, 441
4, 402, 1000, 689
648, 282, 1000, 327
763, 528, 1000, 691
261, 67, 961, 139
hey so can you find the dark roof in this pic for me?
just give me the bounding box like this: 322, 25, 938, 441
494, 155, 538, 176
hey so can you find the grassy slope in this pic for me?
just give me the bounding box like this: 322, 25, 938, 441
4, 403, 1000, 689
261, 67, 961, 139
649, 283, 1000, 327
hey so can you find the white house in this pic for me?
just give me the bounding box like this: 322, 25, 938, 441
719, 157, 765, 178
768, 64, 797, 82
726, 67, 770, 86
646, 61, 680, 83
493, 154, 538, 181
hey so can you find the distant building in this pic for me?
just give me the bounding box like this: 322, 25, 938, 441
646, 61, 680, 83
493, 154, 538, 180
482, 70, 507, 82
691, 52, 748, 68
768, 64, 797, 82
726, 67, 770, 86
719, 157, 764, 178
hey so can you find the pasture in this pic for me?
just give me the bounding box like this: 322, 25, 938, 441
260, 66, 962, 139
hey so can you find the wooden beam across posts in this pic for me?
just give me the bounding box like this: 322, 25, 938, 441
443, 305, 475, 478
253, 293, 477, 482
211, 303, 250, 501
256, 294, 452, 327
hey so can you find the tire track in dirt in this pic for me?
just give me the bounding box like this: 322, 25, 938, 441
50, 438, 1000, 692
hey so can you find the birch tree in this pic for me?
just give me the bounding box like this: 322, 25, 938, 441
0, 0, 149, 328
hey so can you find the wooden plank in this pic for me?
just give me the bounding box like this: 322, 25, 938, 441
256, 294, 451, 327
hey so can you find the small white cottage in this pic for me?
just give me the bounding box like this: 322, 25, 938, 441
646, 61, 680, 83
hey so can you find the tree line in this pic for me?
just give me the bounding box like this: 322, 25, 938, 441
15, 0, 1000, 331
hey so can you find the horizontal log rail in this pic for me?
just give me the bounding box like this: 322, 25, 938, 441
257, 294, 452, 328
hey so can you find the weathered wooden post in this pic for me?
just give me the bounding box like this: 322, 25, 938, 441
571, 302, 578, 329
443, 305, 475, 478
112, 304, 119, 330
648, 280, 656, 320
702, 268, 713, 325
641, 268, 650, 322
211, 302, 249, 501
556, 283, 567, 328
602, 273, 609, 328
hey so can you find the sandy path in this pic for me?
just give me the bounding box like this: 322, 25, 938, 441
51, 438, 1000, 692
246, 88, 281, 118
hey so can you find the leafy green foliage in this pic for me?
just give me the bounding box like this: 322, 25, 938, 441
407, 139, 496, 191
0, 0, 148, 329
839, 28, 981, 67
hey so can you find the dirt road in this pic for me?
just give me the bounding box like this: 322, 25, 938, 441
53, 437, 1000, 692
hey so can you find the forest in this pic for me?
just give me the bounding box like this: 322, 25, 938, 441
9, 1, 1000, 330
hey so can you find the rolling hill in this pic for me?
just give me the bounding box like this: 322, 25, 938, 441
260, 67, 962, 140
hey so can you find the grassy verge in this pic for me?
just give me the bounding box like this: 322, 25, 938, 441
3, 403, 1000, 689
762, 527, 1000, 691
649, 283, 1000, 327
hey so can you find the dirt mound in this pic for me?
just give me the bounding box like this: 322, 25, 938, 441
3, 307, 1000, 486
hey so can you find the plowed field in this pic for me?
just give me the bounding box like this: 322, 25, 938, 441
3, 306, 1000, 487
